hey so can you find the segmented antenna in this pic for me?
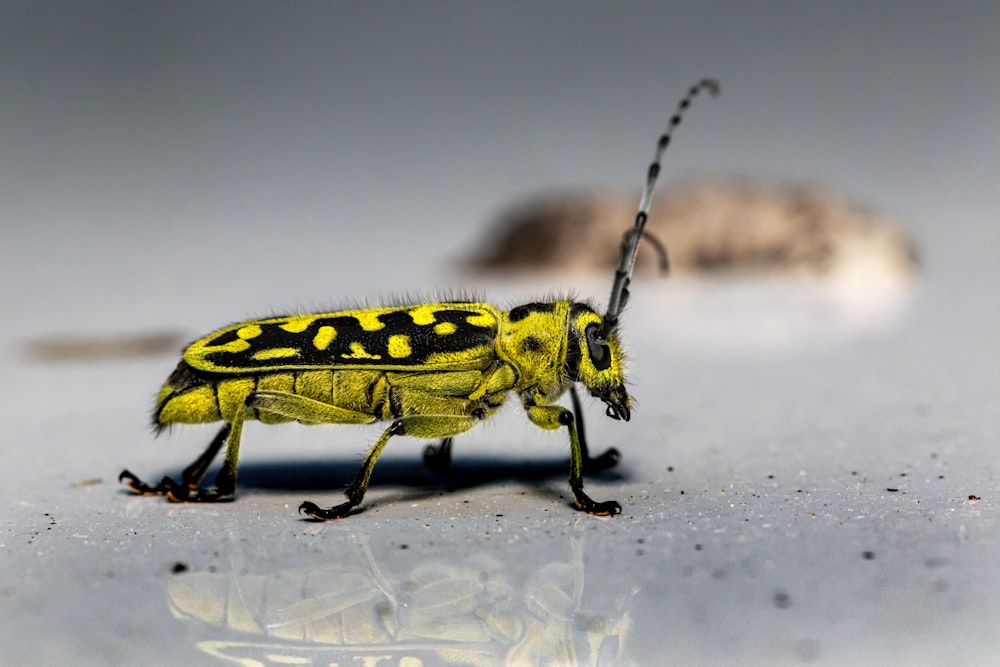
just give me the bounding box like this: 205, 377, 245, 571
599, 78, 719, 340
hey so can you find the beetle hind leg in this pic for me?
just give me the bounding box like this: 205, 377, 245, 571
120, 424, 230, 499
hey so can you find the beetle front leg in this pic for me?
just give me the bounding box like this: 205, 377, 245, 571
524, 401, 622, 516
569, 386, 621, 474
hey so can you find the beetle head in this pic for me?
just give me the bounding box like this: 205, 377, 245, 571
566, 304, 631, 421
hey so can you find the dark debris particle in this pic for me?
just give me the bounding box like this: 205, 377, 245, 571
667, 466, 674, 472
694, 543, 703, 551
886, 488, 899, 492
968, 495, 981, 501
171, 562, 189, 575
774, 591, 792, 609
862, 551, 875, 560
400, 544, 409, 550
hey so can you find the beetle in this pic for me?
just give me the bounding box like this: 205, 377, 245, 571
120, 78, 719, 519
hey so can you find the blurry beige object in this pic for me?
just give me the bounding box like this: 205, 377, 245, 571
470, 180, 918, 291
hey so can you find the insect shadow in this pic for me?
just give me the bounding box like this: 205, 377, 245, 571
243, 455, 625, 489
163, 454, 629, 513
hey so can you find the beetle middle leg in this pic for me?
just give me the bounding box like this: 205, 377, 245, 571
300, 414, 479, 520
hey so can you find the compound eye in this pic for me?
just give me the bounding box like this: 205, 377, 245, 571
585, 324, 612, 371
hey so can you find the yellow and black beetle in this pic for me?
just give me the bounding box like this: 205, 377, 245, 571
121, 79, 719, 519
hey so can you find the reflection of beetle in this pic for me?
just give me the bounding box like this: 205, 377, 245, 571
120, 79, 719, 520
167, 538, 630, 665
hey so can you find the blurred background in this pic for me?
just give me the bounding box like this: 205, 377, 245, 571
2, 2, 997, 334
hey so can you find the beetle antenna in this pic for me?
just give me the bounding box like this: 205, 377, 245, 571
600, 78, 719, 339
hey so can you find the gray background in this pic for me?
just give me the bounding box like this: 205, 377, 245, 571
1, 2, 997, 665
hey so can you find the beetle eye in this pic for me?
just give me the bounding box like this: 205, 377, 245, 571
585, 324, 612, 370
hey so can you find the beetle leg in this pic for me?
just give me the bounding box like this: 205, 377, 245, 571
300, 420, 404, 520
422, 437, 453, 474
523, 400, 622, 516
120, 424, 230, 498
300, 413, 479, 520
167, 398, 249, 502
569, 386, 621, 474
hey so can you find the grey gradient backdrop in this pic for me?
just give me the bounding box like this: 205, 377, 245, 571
2, 2, 998, 329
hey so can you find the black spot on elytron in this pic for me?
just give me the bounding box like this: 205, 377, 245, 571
202, 306, 497, 369
520, 336, 542, 353
508, 302, 556, 323
206, 329, 241, 347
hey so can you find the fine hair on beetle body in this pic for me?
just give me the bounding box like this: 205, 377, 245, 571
120, 78, 719, 520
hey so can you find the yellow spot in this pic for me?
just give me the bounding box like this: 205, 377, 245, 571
409, 305, 438, 326
204, 339, 250, 355
354, 312, 386, 331
236, 324, 262, 339
387, 334, 412, 358
342, 341, 381, 360
252, 347, 300, 361
434, 322, 457, 335
279, 317, 314, 333
312, 325, 337, 350
466, 313, 494, 328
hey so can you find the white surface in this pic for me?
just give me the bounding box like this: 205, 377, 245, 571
1, 3, 998, 666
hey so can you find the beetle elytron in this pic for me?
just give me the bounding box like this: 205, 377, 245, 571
120, 79, 719, 519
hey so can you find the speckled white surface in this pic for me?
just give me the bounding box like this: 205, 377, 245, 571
2, 4, 998, 666
4, 268, 998, 666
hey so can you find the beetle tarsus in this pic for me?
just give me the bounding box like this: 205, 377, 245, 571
299, 500, 355, 521
120, 469, 232, 503
119, 469, 177, 495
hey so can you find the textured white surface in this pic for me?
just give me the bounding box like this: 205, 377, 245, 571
2, 4, 998, 666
